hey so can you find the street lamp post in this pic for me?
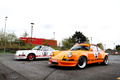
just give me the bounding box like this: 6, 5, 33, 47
53, 32, 55, 40
91, 37, 92, 44
4, 16, 8, 53
104, 44, 106, 51
31, 23, 34, 50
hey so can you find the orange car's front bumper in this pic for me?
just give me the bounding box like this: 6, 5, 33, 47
49, 59, 78, 67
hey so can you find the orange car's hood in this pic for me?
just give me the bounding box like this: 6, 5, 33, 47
52, 50, 87, 60
52, 51, 71, 60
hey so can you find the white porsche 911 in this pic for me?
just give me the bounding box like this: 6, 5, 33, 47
15, 45, 55, 61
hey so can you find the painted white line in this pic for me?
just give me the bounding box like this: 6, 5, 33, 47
117, 77, 120, 80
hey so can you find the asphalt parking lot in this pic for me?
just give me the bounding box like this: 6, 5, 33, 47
0, 54, 120, 80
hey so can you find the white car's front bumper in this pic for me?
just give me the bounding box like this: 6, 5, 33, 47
14, 55, 27, 59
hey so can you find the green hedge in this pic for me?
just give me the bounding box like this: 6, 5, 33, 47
0, 47, 31, 53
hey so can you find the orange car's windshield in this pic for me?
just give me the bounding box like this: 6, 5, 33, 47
70, 45, 89, 51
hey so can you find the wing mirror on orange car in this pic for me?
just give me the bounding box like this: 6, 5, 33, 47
89, 48, 93, 51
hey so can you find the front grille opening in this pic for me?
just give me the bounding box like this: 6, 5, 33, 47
62, 59, 74, 61
52, 62, 58, 65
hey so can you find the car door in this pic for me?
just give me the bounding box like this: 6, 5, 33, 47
34, 46, 43, 58
87, 45, 98, 64
41, 46, 50, 57
97, 46, 103, 62
48, 47, 55, 56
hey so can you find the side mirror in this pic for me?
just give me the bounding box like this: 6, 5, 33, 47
89, 48, 93, 51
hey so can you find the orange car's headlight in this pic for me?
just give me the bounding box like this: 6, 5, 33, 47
68, 52, 72, 58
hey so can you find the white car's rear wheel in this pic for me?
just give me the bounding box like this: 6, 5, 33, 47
77, 56, 87, 69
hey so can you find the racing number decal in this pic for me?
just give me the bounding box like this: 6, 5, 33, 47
91, 45, 98, 59
43, 52, 48, 56
94, 51, 98, 59
44, 52, 47, 56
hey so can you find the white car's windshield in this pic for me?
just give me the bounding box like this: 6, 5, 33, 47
32, 46, 42, 50
70, 45, 89, 51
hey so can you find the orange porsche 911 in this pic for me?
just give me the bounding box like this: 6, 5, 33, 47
49, 43, 109, 69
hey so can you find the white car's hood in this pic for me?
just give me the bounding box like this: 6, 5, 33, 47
17, 50, 33, 52
15, 50, 37, 55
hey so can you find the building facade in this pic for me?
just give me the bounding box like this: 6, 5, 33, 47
19, 37, 57, 46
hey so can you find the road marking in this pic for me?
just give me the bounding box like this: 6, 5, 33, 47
117, 77, 120, 80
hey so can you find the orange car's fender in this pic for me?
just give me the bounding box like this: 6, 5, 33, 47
102, 52, 109, 59
72, 51, 88, 62
100, 50, 108, 59
52, 51, 62, 57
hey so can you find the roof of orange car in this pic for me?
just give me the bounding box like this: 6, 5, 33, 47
74, 43, 99, 47
75, 43, 90, 46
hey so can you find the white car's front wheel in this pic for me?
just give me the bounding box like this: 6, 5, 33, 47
27, 54, 35, 61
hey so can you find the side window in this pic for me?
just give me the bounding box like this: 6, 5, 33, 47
42, 47, 49, 51
97, 47, 102, 52
91, 45, 97, 51
91, 45, 102, 52
49, 47, 54, 51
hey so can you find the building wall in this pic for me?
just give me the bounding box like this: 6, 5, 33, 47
19, 37, 57, 46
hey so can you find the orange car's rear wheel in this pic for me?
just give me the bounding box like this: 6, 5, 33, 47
102, 56, 108, 65
77, 56, 87, 69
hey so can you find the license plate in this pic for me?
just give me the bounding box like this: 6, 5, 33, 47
52, 59, 57, 62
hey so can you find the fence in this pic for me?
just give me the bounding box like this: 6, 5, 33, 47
105, 50, 120, 55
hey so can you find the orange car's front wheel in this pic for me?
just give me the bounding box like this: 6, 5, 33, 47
77, 56, 87, 69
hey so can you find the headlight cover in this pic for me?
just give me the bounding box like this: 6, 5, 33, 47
68, 52, 72, 58
21, 52, 25, 56
22, 52, 24, 55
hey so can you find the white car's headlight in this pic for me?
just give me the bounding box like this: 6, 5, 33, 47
68, 52, 72, 58
18, 52, 25, 56
21, 52, 25, 56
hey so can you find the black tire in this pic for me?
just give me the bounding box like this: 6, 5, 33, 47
27, 54, 35, 61
102, 56, 108, 65
77, 56, 87, 69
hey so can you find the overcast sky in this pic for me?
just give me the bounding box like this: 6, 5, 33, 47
0, 0, 120, 49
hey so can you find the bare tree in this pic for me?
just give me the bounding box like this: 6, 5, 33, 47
0, 29, 4, 47
7, 32, 17, 47
22, 31, 29, 37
